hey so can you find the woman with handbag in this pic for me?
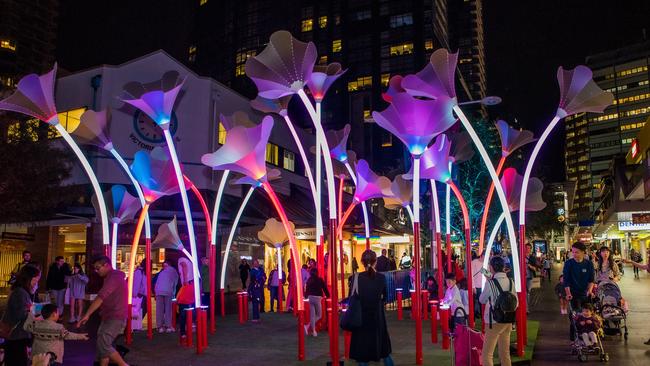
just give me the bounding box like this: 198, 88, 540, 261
1, 264, 41, 366
348, 249, 394, 366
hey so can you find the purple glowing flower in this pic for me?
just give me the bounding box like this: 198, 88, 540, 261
130, 149, 183, 202
250, 95, 293, 117
332, 150, 357, 180
372, 93, 456, 156
403, 134, 452, 183
352, 159, 392, 203
402, 49, 458, 100
556, 65, 614, 117
0, 64, 58, 124
93, 185, 140, 224
382, 75, 406, 103
327, 124, 351, 162
258, 218, 294, 247
201, 116, 274, 182
121, 73, 185, 127
307, 62, 346, 101
495, 120, 537, 157
447, 129, 474, 164
245, 31, 317, 99
74, 109, 113, 149
384, 175, 413, 209
500, 168, 546, 212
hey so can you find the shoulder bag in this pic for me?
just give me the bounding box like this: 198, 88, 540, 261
340, 273, 362, 331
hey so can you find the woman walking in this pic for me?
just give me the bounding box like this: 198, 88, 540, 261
304, 267, 329, 336
349, 249, 393, 366
1, 265, 41, 366
66, 263, 88, 323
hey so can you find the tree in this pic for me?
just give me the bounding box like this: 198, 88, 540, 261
525, 187, 566, 241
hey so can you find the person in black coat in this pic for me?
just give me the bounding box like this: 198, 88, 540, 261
348, 250, 394, 365
375, 249, 390, 272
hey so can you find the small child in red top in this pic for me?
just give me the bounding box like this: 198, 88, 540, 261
574, 303, 601, 347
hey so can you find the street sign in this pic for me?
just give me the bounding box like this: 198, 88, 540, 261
632, 213, 650, 224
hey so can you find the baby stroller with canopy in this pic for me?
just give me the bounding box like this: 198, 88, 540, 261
595, 280, 628, 340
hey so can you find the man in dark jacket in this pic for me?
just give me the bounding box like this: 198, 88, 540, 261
563, 242, 595, 341
376, 249, 390, 272
46, 256, 70, 316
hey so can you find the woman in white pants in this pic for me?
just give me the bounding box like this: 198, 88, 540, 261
303, 267, 329, 336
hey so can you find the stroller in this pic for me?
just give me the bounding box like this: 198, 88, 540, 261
594, 280, 628, 340
569, 302, 609, 362
450, 307, 484, 366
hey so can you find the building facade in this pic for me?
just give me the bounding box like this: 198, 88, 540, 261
565, 42, 650, 221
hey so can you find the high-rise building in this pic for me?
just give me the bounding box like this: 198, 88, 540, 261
192, 0, 451, 173
0, 0, 59, 89
565, 41, 650, 221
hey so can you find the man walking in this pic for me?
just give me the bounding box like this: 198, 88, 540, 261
376, 249, 390, 272
249, 260, 266, 313
154, 260, 178, 333
562, 242, 595, 341
78, 255, 129, 366
46, 256, 70, 316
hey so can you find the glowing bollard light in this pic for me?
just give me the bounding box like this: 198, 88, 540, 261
396, 288, 403, 320
440, 305, 450, 350
430, 301, 439, 344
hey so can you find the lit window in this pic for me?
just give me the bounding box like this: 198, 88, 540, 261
266, 143, 279, 165
347, 76, 372, 92
301, 19, 313, 32
200, 0, 208, 5
424, 40, 433, 51
389, 43, 414, 56
319, 55, 328, 64
381, 133, 393, 147
389, 13, 413, 28
363, 110, 371, 119
188, 45, 197, 63
381, 73, 390, 87
0, 75, 14, 87
283, 150, 295, 172
332, 39, 342, 53
235, 49, 256, 64
235, 64, 246, 77
218, 123, 226, 145
6, 119, 40, 143
49, 108, 87, 138
319, 16, 328, 28
0, 39, 16, 51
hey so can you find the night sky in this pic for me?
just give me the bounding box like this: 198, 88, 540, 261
57, 1, 650, 182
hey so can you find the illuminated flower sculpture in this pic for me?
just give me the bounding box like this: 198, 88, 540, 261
0, 65, 110, 254
257, 217, 294, 312
477, 120, 537, 254
202, 117, 307, 340
152, 216, 194, 260
384, 175, 414, 225
402, 49, 458, 100
381, 75, 406, 103
307, 62, 346, 101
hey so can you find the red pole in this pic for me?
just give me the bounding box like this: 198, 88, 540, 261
339, 238, 345, 299
422, 290, 429, 320
430, 301, 439, 343
145, 237, 153, 339
185, 308, 193, 347
441, 306, 450, 350
436, 232, 444, 303
104, 244, 110, 257
413, 220, 423, 365
449, 181, 475, 328
242, 292, 248, 322
446, 233, 452, 273
196, 307, 203, 354
125, 313, 132, 345
477, 157, 506, 254
344, 330, 351, 359
237, 292, 244, 324
365, 236, 370, 251
329, 217, 340, 366
517, 224, 527, 356
397, 288, 403, 320
209, 243, 216, 332
278, 275, 284, 312
220, 289, 225, 318
317, 235, 325, 289
298, 310, 305, 360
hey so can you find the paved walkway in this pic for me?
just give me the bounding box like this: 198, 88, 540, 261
530, 263, 650, 365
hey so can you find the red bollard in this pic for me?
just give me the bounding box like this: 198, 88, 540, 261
220, 288, 225, 318
430, 301, 439, 344
172, 299, 178, 329
396, 288, 403, 320
185, 308, 194, 347
410, 289, 416, 319
237, 292, 244, 324
440, 305, 450, 350
298, 309, 305, 361
422, 290, 429, 320
344, 329, 351, 359
327, 308, 333, 355
125, 309, 132, 345
242, 292, 249, 322
317, 297, 327, 331
196, 307, 204, 354
201, 307, 209, 348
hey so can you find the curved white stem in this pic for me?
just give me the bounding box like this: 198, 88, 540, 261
111, 222, 119, 269
445, 170, 451, 236
298, 91, 337, 220
518, 116, 561, 225
277, 248, 283, 280
453, 105, 521, 292
344, 162, 371, 238
163, 129, 201, 305
405, 205, 415, 232
55, 124, 109, 246
482, 212, 506, 288
430, 180, 441, 233
283, 116, 322, 240
219, 186, 255, 289
109, 148, 151, 239
210, 170, 230, 246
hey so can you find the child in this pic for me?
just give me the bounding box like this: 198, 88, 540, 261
66, 263, 88, 323
574, 303, 602, 348
554, 275, 568, 314
23, 303, 88, 365
441, 273, 465, 329
424, 275, 438, 300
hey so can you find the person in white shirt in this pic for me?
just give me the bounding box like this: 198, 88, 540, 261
442, 273, 465, 329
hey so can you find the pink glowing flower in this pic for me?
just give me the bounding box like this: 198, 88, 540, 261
245, 31, 317, 99
402, 49, 458, 100
93, 185, 140, 224
352, 160, 392, 203
130, 149, 183, 202
0, 64, 58, 123
307, 62, 346, 101
250, 95, 293, 117
258, 218, 294, 247
74, 109, 113, 150
495, 120, 537, 157
382, 75, 406, 103
372, 93, 455, 156
403, 134, 452, 183
326, 124, 351, 162
384, 175, 413, 209
500, 168, 546, 212
556, 65, 614, 117
121, 72, 185, 127
201, 116, 274, 182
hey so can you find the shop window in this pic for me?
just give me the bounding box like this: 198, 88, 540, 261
283, 150, 295, 172
266, 143, 279, 165
301, 19, 313, 32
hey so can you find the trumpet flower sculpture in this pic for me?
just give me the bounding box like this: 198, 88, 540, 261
258, 218, 294, 312
152, 216, 194, 261
0, 65, 110, 254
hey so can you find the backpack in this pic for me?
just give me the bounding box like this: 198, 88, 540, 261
489, 278, 517, 324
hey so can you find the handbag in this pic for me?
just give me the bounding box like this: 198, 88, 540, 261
340, 273, 362, 331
